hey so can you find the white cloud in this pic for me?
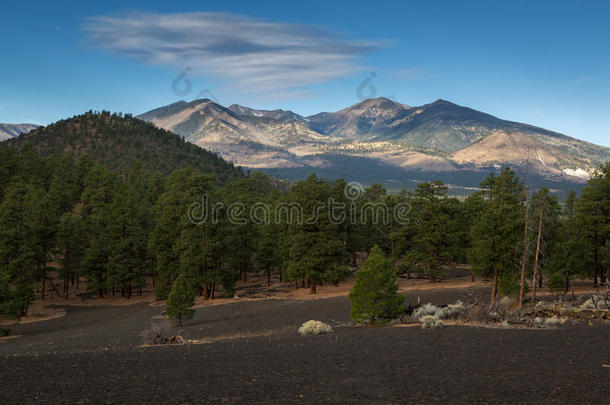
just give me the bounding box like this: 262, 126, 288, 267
84, 12, 379, 93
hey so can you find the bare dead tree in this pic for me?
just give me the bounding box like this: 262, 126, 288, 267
531, 195, 546, 305
518, 154, 530, 308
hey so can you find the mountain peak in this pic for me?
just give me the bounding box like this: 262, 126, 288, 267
430, 99, 457, 107
227, 104, 306, 123
349, 97, 410, 110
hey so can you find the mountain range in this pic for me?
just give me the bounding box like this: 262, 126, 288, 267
0, 123, 39, 141
137, 97, 610, 192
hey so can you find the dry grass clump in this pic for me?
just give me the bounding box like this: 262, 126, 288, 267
141, 321, 185, 345
298, 320, 333, 336
420, 315, 443, 328
580, 295, 610, 310
413, 300, 467, 322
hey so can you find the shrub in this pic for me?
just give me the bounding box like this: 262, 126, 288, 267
441, 301, 466, 319
141, 321, 185, 345
580, 295, 610, 310
0, 328, 11, 337
544, 316, 562, 327
547, 273, 566, 294
166, 274, 195, 326
413, 301, 466, 320
420, 315, 443, 328
349, 245, 405, 325
298, 320, 333, 336
499, 296, 516, 307
466, 305, 487, 322
413, 303, 442, 319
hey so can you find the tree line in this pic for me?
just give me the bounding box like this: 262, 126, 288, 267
0, 145, 608, 320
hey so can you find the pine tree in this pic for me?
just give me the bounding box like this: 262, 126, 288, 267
469, 168, 524, 304
166, 274, 195, 326
548, 191, 590, 293
285, 175, 349, 293
576, 163, 610, 286
57, 213, 86, 299
150, 168, 210, 299
349, 245, 405, 325
0, 184, 42, 317
107, 184, 149, 298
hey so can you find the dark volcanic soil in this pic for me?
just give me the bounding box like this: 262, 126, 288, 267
1, 287, 609, 404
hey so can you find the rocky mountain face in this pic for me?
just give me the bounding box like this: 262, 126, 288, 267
138, 98, 610, 192
0, 123, 39, 141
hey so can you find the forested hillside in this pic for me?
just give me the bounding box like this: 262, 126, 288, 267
0, 137, 608, 320
2, 111, 243, 182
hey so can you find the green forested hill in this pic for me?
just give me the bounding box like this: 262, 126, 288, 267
2, 111, 243, 182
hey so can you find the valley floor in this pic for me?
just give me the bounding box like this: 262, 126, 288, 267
1, 281, 609, 404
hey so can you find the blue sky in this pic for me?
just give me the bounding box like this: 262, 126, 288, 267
1, 0, 609, 146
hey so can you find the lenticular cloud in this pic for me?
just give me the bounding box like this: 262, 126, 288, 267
84, 12, 379, 92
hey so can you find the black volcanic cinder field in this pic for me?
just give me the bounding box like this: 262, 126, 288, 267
1, 288, 608, 404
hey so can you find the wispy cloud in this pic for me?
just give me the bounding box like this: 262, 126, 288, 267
84, 12, 380, 93
566, 77, 594, 86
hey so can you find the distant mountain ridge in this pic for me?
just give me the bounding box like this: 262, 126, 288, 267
0, 123, 39, 141
137, 97, 610, 191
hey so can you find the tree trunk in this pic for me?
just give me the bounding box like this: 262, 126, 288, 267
531, 201, 544, 305
210, 282, 215, 299
127, 279, 132, 299
593, 241, 599, 287
267, 269, 271, 287
518, 194, 530, 308
490, 269, 499, 306
41, 271, 46, 300
310, 278, 317, 294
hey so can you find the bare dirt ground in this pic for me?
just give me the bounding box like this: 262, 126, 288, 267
1, 273, 609, 404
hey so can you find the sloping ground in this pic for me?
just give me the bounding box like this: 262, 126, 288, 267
2, 112, 243, 181
453, 131, 603, 179
1, 290, 608, 404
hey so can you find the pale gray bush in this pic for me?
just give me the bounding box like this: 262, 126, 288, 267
298, 320, 333, 336
413, 303, 442, 319
420, 315, 443, 328
580, 295, 610, 310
